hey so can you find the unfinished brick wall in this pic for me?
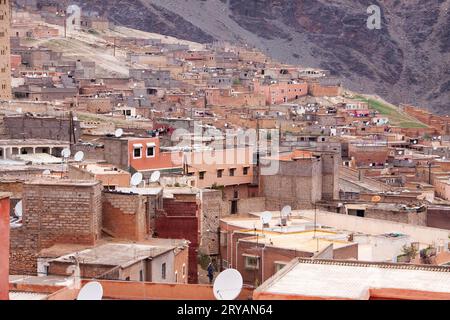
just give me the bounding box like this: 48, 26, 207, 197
155, 195, 199, 284
9, 180, 102, 275
102, 192, 148, 241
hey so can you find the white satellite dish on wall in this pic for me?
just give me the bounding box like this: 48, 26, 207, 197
213, 269, 243, 300
260, 211, 272, 225
114, 128, 123, 138
43, 169, 51, 176
77, 281, 103, 300
130, 172, 143, 187
74, 151, 85, 162
150, 171, 161, 183
281, 205, 291, 217
14, 201, 23, 218
61, 148, 71, 158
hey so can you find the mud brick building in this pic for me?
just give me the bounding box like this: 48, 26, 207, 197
155, 192, 200, 284
9, 179, 102, 275
260, 149, 340, 210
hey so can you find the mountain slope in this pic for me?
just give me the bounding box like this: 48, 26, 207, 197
66, 0, 450, 113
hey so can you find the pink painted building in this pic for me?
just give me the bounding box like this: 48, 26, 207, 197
253, 80, 308, 105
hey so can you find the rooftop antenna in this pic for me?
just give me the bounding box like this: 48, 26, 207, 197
74, 151, 85, 162
61, 148, 71, 159
14, 201, 23, 220
130, 172, 143, 191
61, 148, 71, 178
260, 211, 272, 229
280, 205, 291, 227
150, 170, 161, 184
77, 281, 103, 300
114, 128, 123, 138
213, 269, 243, 300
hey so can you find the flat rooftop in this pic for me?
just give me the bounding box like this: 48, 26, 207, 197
256, 259, 450, 300
73, 163, 129, 175
25, 179, 100, 187
51, 242, 177, 268
0, 139, 69, 146
242, 231, 353, 253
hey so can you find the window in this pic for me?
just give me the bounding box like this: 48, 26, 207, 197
217, 169, 223, 178
229, 168, 236, 177
274, 262, 287, 273
139, 270, 143, 281
175, 271, 178, 282
125, 276, 130, 281
161, 263, 166, 279
182, 264, 186, 278
133, 147, 142, 158
243, 167, 249, 175
199, 171, 206, 180
244, 255, 259, 270
147, 146, 155, 157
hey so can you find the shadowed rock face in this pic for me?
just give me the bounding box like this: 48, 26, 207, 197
35, 0, 450, 113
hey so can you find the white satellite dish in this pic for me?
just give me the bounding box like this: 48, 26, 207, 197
14, 201, 23, 218
150, 171, 161, 183
281, 205, 291, 217
130, 172, 143, 187
77, 281, 103, 301
74, 151, 84, 162
213, 269, 243, 300
43, 169, 51, 175
261, 211, 272, 225
61, 148, 71, 158
114, 128, 123, 138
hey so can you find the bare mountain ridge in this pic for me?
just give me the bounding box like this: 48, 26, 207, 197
35, 0, 450, 113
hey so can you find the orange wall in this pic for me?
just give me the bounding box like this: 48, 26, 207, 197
0, 196, 10, 300
128, 138, 182, 171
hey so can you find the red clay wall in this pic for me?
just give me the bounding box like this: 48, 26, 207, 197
155, 197, 199, 283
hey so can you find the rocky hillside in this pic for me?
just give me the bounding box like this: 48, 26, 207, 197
38, 0, 450, 113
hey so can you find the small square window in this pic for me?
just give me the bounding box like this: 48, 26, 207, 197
243, 167, 249, 175
244, 256, 259, 270
229, 168, 236, 177
199, 171, 206, 180
147, 146, 155, 157
217, 169, 223, 178
133, 147, 142, 158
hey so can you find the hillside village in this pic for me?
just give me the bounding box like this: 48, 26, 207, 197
1, 1, 450, 301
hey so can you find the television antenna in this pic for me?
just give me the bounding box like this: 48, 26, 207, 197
14, 201, 23, 219
280, 205, 291, 227
77, 281, 103, 300
150, 170, 161, 183
260, 211, 272, 226
213, 269, 243, 300
61, 148, 71, 158
114, 128, 123, 138
74, 151, 84, 162
130, 172, 143, 188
